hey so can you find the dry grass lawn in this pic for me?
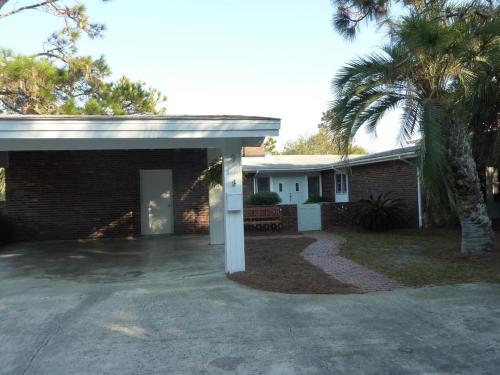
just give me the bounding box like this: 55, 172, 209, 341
335, 227, 500, 287
229, 237, 357, 294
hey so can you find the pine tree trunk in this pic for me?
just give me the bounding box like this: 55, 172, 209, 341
446, 120, 495, 253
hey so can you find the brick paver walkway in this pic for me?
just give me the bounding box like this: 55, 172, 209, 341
301, 231, 406, 293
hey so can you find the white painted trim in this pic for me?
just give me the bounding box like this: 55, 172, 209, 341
303, 175, 308, 203
319, 174, 323, 197
0, 116, 280, 151
327, 152, 418, 170
334, 172, 349, 203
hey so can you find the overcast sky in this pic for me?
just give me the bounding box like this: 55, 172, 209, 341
0, 0, 404, 152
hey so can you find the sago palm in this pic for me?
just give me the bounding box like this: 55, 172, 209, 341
329, 3, 498, 252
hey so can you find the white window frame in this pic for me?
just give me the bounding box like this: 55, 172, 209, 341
335, 172, 349, 202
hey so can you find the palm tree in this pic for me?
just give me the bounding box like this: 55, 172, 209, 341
329, 2, 498, 252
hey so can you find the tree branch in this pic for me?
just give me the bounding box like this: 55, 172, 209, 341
0, 0, 60, 19
0, 0, 9, 11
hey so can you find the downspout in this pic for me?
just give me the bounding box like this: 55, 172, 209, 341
398, 156, 424, 229
253, 170, 259, 194
416, 167, 423, 229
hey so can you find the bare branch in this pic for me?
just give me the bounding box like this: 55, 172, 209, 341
0, 0, 9, 11
0, 0, 61, 19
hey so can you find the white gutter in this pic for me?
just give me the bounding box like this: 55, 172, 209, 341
393, 156, 424, 229
322, 151, 418, 170
244, 166, 327, 173
253, 170, 260, 193
416, 167, 424, 229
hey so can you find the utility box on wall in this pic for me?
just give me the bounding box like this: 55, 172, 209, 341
226, 193, 243, 212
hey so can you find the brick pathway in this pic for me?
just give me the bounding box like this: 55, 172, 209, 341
301, 231, 406, 293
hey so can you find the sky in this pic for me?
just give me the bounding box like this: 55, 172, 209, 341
0, 0, 403, 152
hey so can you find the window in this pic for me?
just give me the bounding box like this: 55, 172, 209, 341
335, 173, 348, 194
278, 183, 283, 193
256, 177, 270, 193
0, 167, 4, 202
295, 183, 300, 192
307, 176, 320, 199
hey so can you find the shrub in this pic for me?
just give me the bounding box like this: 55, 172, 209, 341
304, 196, 329, 204
0, 214, 13, 245
353, 193, 407, 231
249, 192, 282, 205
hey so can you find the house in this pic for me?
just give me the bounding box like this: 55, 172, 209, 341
242, 146, 423, 230
0, 115, 281, 274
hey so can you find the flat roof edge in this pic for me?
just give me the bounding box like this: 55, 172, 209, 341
0, 115, 281, 122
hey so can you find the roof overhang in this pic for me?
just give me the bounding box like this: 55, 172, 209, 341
323, 149, 418, 170
0, 115, 280, 151
242, 147, 419, 174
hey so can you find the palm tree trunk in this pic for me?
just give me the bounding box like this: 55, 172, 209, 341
446, 121, 495, 253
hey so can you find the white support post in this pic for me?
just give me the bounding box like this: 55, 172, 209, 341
207, 148, 225, 245
222, 140, 245, 273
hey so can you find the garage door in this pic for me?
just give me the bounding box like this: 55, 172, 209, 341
297, 204, 321, 232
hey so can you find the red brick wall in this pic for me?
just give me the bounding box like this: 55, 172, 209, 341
279, 204, 298, 233
321, 170, 335, 202
321, 160, 419, 228
5, 149, 209, 241
243, 173, 255, 205
321, 202, 355, 229
348, 160, 419, 226
244, 204, 298, 233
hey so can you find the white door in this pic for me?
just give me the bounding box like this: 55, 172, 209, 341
275, 177, 304, 204
140, 169, 174, 235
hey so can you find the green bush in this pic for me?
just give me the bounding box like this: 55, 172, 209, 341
0, 214, 13, 245
304, 196, 329, 204
353, 193, 407, 231
249, 192, 282, 205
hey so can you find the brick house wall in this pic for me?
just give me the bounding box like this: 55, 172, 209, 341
243, 172, 255, 205
321, 159, 419, 228
349, 160, 419, 226
5, 149, 209, 241
321, 169, 335, 201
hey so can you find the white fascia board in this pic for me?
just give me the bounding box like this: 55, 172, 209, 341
243, 167, 325, 173
0, 117, 280, 151
321, 152, 418, 170
0, 119, 279, 138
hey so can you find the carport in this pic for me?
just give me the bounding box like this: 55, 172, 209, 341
0, 115, 280, 273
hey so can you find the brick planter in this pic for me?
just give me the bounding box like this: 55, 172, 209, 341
244, 204, 298, 233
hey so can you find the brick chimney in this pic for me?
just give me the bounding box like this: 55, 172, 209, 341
242, 146, 266, 157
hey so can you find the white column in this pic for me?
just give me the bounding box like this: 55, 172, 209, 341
207, 148, 225, 245
222, 140, 245, 273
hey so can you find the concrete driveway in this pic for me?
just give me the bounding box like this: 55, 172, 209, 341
0, 235, 499, 375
